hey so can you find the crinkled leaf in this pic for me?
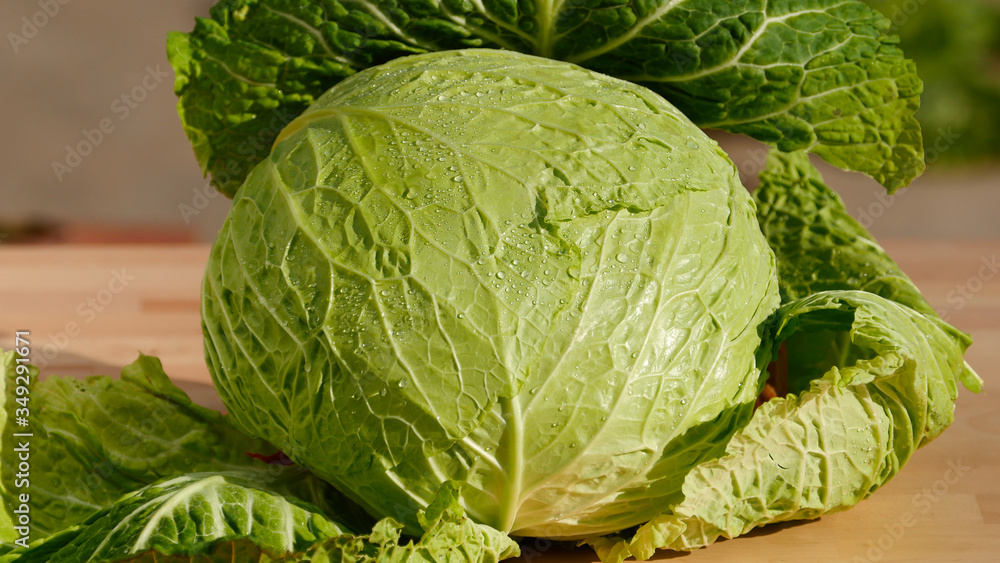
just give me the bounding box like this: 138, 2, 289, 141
288, 482, 519, 562
202, 49, 780, 538
754, 150, 933, 312
753, 149, 981, 393
2, 473, 349, 562
167, 0, 471, 197
560, 0, 925, 191
586, 290, 982, 561
170, 0, 923, 196
0, 351, 355, 543
3, 480, 516, 563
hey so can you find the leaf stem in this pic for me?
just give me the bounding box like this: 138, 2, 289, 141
497, 396, 523, 532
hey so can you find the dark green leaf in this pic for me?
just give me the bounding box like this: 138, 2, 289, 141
169, 0, 925, 196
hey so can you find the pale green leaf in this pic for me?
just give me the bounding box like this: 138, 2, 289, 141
202, 49, 780, 538
4, 473, 348, 562
588, 290, 980, 561
0, 352, 356, 542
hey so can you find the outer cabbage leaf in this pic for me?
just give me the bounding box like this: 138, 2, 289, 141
169, 0, 923, 196
587, 289, 982, 561
754, 150, 934, 312
0, 351, 354, 542
2, 479, 516, 563
203, 49, 780, 538
2, 473, 348, 562
558, 0, 924, 191
167, 0, 459, 197
584, 150, 983, 561
287, 483, 519, 563
753, 149, 981, 393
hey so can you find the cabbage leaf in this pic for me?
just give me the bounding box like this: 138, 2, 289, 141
1, 473, 348, 562
587, 288, 979, 561
169, 0, 923, 196
865, 0, 1000, 164
1, 477, 516, 563
0, 352, 354, 542
201, 49, 782, 539
753, 150, 981, 394
582, 149, 982, 561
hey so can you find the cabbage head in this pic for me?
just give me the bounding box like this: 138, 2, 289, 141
202, 49, 780, 539
202, 51, 980, 557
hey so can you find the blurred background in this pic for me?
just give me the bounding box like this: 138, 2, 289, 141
0, 0, 998, 244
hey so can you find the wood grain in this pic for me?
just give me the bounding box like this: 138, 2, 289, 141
0, 242, 996, 561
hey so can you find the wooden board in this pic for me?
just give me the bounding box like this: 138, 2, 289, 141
1, 242, 997, 561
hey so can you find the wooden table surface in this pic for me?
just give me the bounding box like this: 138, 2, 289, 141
1, 242, 997, 562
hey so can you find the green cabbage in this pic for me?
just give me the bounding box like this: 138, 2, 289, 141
1, 15, 981, 560
202, 49, 782, 540
197, 48, 980, 561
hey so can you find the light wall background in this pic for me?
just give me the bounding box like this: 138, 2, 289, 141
1, 0, 997, 242
1, 0, 226, 242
